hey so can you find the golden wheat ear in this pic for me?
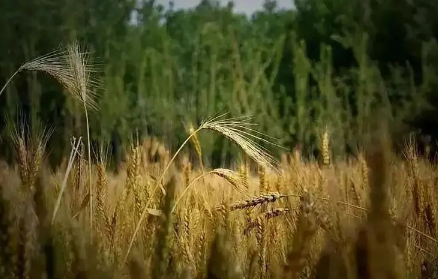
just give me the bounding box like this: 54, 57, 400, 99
0, 49, 66, 97
200, 113, 284, 171
0, 42, 101, 100
6, 114, 54, 190
61, 42, 101, 110
16, 42, 100, 110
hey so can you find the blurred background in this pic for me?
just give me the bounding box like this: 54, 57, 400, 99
1, 0, 438, 170
153, 0, 295, 15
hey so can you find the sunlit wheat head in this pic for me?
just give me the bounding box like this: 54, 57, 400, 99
200, 113, 283, 172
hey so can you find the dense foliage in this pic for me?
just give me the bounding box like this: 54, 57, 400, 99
1, 0, 438, 169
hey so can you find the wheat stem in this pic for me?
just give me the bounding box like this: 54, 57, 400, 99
172, 171, 212, 214
85, 106, 93, 234
52, 137, 83, 225
0, 69, 20, 97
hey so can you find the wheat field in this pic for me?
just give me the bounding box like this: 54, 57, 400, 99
0, 42, 438, 279
1, 132, 438, 279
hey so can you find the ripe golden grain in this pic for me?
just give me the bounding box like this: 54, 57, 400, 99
244, 208, 291, 235
188, 122, 204, 172
226, 192, 288, 211
320, 128, 330, 166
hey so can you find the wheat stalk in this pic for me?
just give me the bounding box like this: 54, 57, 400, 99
52, 137, 83, 224
62, 42, 99, 234
0, 49, 67, 97
171, 168, 247, 214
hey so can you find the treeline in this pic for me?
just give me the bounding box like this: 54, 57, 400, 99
1, 0, 438, 169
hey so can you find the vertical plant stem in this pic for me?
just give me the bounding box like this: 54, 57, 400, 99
85, 106, 93, 234
123, 129, 199, 265
52, 137, 83, 224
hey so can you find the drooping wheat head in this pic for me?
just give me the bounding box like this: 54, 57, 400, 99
200, 114, 281, 171
211, 168, 248, 193
187, 122, 204, 172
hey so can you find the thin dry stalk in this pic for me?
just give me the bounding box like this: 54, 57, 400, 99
171, 168, 246, 214
52, 137, 83, 224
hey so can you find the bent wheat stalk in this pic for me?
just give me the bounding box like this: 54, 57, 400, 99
171, 168, 247, 214
52, 137, 83, 224
122, 112, 282, 264
0, 49, 68, 97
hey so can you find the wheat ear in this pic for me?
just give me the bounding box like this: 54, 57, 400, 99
0, 49, 67, 97
188, 122, 204, 173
